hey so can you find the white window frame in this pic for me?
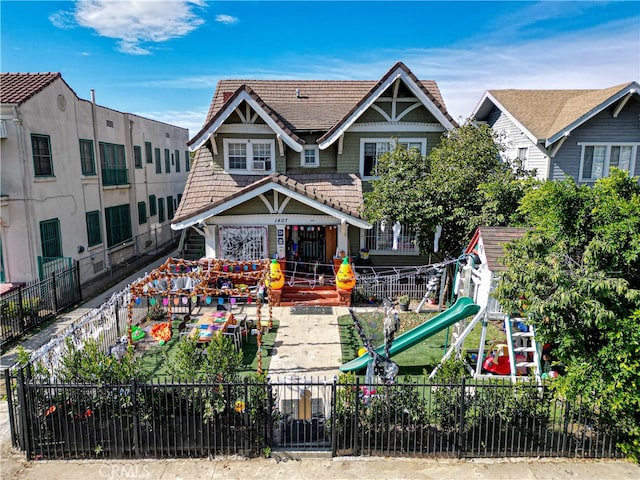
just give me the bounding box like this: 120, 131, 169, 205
359, 138, 426, 179
516, 147, 529, 167
222, 138, 276, 175
578, 143, 638, 182
300, 146, 319, 168
361, 221, 419, 256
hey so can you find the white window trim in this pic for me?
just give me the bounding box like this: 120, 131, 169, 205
222, 138, 276, 175
359, 137, 426, 180
578, 142, 638, 182
300, 145, 320, 168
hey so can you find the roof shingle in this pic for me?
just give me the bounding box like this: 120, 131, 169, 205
0, 72, 62, 105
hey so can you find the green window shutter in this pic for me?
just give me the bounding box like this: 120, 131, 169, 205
105, 204, 132, 247
145, 142, 153, 164
158, 198, 165, 223
31, 134, 54, 176
40, 218, 62, 258
134, 145, 143, 168
79, 139, 96, 175
85, 211, 102, 247
185, 150, 190, 171
99, 142, 128, 185
165, 149, 171, 173
155, 148, 162, 173
175, 150, 180, 172
149, 194, 157, 216
167, 195, 174, 220
138, 201, 147, 224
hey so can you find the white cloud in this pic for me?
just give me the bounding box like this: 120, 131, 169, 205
49, 10, 77, 29
52, 0, 206, 55
215, 14, 238, 25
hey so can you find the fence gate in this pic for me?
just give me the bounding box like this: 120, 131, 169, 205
270, 377, 333, 451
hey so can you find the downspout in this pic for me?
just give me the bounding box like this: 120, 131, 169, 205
91, 89, 110, 270
12, 105, 38, 279
125, 115, 137, 254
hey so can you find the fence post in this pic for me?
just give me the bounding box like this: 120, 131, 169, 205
354, 376, 360, 456
243, 377, 249, 453
75, 260, 83, 302
457, 377, 466, 458
330, 376, 337, 457
5, 369, 17, 447
114, 298, 121, 339
51, 271, 59, 313
17, 287, 25, 336
131, 379, 141, 457
266, 378, 274, 449
16, 369, 31, 460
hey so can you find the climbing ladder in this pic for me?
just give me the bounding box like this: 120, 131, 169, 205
504, 315, 542, 383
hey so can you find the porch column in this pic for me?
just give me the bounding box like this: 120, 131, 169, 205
204, 224, 217, 258
337, 220, 349, 257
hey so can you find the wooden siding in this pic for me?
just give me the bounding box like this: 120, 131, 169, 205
488, 107, 549, 180
550, 99, 640, 182
223, 196, 271, 215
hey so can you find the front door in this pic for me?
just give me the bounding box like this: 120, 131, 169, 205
286, 225, 325, 264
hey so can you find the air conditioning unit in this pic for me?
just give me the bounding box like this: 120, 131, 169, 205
252, 160, 266, 170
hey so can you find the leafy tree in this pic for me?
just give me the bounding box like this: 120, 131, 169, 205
364, 121, 533, 257
495, 170, 640, 461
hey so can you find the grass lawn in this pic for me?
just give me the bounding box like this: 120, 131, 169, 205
136, 319, 280, 379
338, 310, 505, 375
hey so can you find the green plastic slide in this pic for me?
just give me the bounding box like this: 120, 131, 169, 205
339, 296, 480, 372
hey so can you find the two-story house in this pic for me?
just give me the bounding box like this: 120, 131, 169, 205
0, 73, 190, 284
171, 62, 456, 271
471, 82, 639, 182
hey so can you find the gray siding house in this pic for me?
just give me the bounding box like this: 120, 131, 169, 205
171, 62, 457, 267
472, 82, 640, 183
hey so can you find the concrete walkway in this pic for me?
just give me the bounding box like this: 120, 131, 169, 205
267, 306, 346, 380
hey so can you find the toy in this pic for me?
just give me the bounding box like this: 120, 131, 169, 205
482, 343, 526, 375
265, 259, 285, 290
131, 325, 145, 341
335, 257, 356, 290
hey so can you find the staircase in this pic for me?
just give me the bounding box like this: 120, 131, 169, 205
505, 316, 542, 383
180, 227, 205, 260
278, 285, 342, 307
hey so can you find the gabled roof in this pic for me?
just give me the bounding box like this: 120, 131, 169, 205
465, 226, 528, 272
0, 72, 68, 105
318, 62, 457, 148
188, 85, 305, 151
188, 62, 454, 151
472, 82, 639, 147
172, 141, 368, 229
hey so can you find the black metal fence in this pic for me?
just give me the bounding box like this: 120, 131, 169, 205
1, 263, 82, 350
5, 372, 622, 460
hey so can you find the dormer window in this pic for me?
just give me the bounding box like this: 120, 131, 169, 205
223, 139, 275, 174
301, 146, 319, 167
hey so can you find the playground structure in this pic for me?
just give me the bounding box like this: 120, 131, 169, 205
341, 227, 543, 383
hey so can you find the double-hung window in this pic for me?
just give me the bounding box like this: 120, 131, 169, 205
145, 142, 153, 164
149, 194, 157, 216
301, 146, 319, 167
31, 134, 54, 177
79, 139, 96, 175
155, 148, 162, 173
138, 201, 147, 225
360, 138, 425, 178
223, 139, 275, 174
134, 145, 143, 169
579, 143, 637, 181
40, 218, 62, 258
164, 149, 171, 173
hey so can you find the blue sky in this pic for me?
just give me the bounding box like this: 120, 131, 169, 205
2, 1, 639, 135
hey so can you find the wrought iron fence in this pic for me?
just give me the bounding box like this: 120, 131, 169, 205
1, 263, 82, 350
5, 372, 622, 460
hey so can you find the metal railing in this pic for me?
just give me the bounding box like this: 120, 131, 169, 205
1, 263, 82, 350
5, 373, 622, 460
